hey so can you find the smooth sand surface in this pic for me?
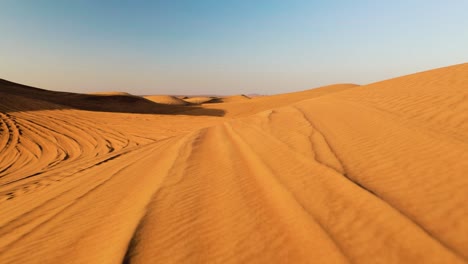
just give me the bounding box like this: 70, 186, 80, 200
0, 63, 467, 263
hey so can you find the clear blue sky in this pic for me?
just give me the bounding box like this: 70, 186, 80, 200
1, 0, 467, 95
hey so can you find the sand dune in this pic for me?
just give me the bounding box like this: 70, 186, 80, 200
0, 64, 467, 263
144, 95, 191, 106
204, 83, 358, 117
219, 94, 251, 103
0, 79, 227, 116
183, 96, 221, 104
89, 91, 133, 96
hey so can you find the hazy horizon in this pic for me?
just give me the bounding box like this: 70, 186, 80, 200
1, 1, 467, 95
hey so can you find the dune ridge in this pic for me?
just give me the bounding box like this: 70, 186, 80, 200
0, 63, 468, 263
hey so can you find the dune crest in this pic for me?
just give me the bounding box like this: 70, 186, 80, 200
1, 64, 468, 263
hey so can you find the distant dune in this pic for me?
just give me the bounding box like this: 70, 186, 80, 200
144, 95, 191, 106
183, 96, 221, 104
220, 94, 251, 103
89, 91, 133, 96
204, 83, 358, 117
1, 64, 468, 263
0, 79, 224, 115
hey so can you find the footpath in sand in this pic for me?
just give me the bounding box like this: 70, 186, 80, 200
0, 64, 467, 263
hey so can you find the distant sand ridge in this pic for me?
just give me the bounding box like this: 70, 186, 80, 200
0, 64, 467, 263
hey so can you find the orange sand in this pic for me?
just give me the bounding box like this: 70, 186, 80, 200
0, 64, 467, 263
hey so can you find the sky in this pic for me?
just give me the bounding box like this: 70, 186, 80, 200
1, 0, 467, 95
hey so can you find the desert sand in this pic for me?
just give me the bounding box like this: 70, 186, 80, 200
0, 63, 467, 263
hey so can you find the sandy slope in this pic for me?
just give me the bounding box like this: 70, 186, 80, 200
0, 64, 468, 263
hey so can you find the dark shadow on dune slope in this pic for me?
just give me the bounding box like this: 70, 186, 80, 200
0, 79, 225, 117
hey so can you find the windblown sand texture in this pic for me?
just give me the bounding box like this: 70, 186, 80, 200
0, 64, 467, 263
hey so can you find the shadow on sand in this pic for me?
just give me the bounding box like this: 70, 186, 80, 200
0, 79, 225, 117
